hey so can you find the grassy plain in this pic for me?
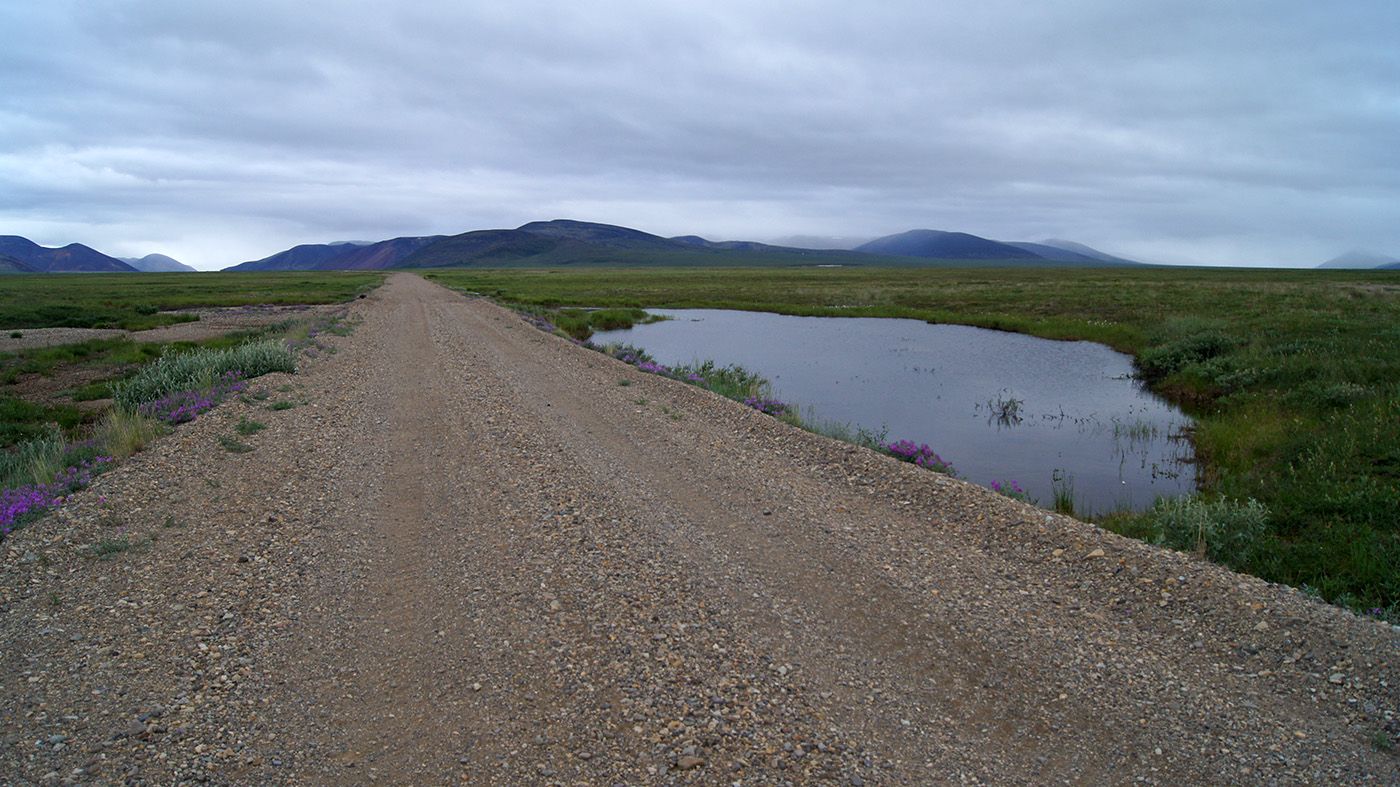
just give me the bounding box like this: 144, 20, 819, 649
426, 266, 1400, 614
0, 271, 382, 330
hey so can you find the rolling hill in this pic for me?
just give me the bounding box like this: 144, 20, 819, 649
393, 221, 877, 269
120, 254, 197, 272
0, 236, 137, 273
227, 236, 444, 272
855, 230, 1042, 261
0, 253, 40, 274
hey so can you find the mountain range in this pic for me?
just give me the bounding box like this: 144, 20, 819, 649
10, 221, 1395, 273
227, 220, 1149, 272
0, 236, 139, 273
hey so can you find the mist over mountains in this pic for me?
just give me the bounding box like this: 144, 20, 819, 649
119, 254, 198, 273
1317, 251, 1400, 270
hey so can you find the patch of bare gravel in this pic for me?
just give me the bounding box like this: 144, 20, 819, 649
3, 273, 1396, 787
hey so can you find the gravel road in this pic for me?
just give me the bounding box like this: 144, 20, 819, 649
3, 273, 1397, 786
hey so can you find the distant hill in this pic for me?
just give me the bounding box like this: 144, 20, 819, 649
856, 230, 1042, 261
121, 253, 197, 272
672, 235, 815, 253
227, 220, 1152, 271
0, 236, 137, 273
1004, 239, 1143, 266
1004, 242, 1106, 264
1317, 251, 1400, 269
396, 221, 899, 269
515, 220, 680, 251
0, 253, 40, 274
227, 237, 443, 272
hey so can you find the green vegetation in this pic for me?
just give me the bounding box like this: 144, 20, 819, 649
428, 265, 1400, 615
217, 435, 255, 453
113, 340, 296, 409
0, 427, 70, 489
520, 305, 664, 340
235, 417, 266, 435
1, 336, 164, 383
0, 271, 383, 330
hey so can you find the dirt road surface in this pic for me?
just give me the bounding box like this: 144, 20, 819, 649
4, 273, 1397, 786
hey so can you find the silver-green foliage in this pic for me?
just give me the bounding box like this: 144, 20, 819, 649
1150, 494, 1270, 563
114, 341, 296, 409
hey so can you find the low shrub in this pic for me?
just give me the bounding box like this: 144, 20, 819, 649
1136, 330, 1234, 382
1148, 494, 1270, 564
114, 340, 295, 409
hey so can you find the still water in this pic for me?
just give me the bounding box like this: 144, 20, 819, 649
593, 309, 1195, 512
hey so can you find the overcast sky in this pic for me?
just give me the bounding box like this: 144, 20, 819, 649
2, 0, 1397, 270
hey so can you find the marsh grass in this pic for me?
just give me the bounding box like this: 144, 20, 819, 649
0, 428, 67, 488
514, 305, 664, 340
1051, 470, 1078, 516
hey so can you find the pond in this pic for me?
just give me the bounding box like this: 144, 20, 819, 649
592, 309, 1195, 512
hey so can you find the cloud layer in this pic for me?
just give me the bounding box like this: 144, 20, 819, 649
2, 0, 1397, 269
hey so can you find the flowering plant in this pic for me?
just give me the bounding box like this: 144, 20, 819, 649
879, 440, 957, 475
990, 479, 1037, 504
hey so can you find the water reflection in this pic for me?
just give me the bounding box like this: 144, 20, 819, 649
593, 309, 1194, 512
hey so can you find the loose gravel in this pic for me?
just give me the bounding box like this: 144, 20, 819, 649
3, 273, 1396, 786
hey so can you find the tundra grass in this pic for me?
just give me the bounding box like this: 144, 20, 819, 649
426, 265, 1400, 614
0, 271, 383, 330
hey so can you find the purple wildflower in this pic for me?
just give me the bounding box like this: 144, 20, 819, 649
136, 371, 248, 425
880, 440, 956, 475
1, 457, 114, 538
742, 396, 793, 417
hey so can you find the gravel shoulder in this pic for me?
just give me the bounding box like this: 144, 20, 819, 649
3, 272, 1397, 786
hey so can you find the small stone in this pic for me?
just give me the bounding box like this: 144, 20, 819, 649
124, 719, 146, 737
1085, 548, 1105, 559
1254, 621, 1269, 632
676, 755, 705, 770
1328, 673, 1345, 685
849, 776, 865, 787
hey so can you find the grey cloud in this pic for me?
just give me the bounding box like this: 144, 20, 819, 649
1, 0, 1397, 268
